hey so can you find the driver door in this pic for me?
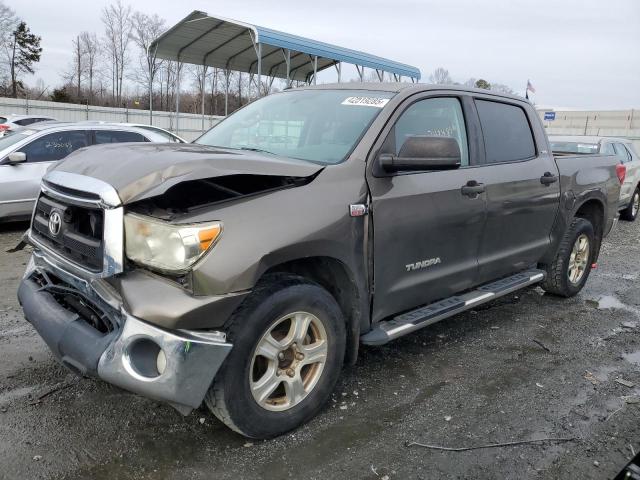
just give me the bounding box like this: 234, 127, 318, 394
367, 94, 487, 322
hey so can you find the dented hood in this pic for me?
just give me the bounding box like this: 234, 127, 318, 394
53, 143, 324, 204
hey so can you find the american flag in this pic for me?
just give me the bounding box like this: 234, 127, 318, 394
526, 80, 536, 93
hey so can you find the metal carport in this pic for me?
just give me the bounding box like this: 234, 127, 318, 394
150, 10, 421, 127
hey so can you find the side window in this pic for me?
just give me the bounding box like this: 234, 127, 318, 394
391, 97, 469, 166
14, 119, 32, 126
600, 142, 615, 155
613, 143, 632, 163
475, 100, 536, 163
95, 130, 147, 144
20, 130, 90, 163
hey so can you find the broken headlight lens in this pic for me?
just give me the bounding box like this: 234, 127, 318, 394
124, 213, 222, 273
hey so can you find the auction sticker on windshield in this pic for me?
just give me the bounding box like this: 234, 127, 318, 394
341, 96, 390, 108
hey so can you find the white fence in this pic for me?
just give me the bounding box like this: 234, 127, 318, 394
0, 97, 223, 141
537, 109, 640, 151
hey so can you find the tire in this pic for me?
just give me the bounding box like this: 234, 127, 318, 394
620, 188, 640, 221
541, 217, 596, 297
205, 274, 346, 439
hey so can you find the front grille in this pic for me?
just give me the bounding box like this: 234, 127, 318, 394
32, 193, 104, 271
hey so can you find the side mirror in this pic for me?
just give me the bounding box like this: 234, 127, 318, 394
7, 152, 26, 165
380, 136, 461, 173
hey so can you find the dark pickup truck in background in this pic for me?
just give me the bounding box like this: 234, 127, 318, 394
17, 84, 622, 438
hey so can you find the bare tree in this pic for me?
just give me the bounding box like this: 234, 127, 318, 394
101, 0, 132, 105
192, 65, 209, 115
428, 67, 453, 85
130, 11, 165, 122
490, 83, 515, 95
464, 78, 477, 88
80, 32, 99, 102
72, 36, 83, 98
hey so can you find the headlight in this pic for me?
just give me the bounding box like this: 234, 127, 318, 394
124, 213, 222, 273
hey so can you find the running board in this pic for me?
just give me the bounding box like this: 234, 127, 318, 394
361, 269, 545, 346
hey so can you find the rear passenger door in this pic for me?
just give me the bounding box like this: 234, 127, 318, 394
471, 98, 561, 283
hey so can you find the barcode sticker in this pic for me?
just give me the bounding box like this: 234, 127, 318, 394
341, 97, 390, 108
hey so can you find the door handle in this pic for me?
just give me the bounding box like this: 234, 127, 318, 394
461, 180, 485, 197
540, 172, 558, 185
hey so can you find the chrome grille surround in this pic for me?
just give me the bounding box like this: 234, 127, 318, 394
29, 171, 124, 279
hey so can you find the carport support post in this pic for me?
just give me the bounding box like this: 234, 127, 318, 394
284, 49, 291, 88
201, 64, 207, 132
224, 69, 230, 116
313, 55, 318, 85
175, 61, 181, 134
335, 62, 341, 83
257, 42, 262, 98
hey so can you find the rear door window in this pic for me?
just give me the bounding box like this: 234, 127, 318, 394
94, 130, 147, 144
475, 100, 536, 163
20, 130, 90, 162
600, 142, 615, 155
613, 143, 632, 163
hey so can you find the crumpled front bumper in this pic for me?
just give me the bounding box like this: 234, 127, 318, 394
18, 253, 232, 413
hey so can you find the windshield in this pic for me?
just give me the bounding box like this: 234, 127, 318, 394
195, 89, 395, 164
550, 141, 599, 154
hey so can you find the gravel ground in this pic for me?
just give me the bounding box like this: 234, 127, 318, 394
0, 220, 639, 480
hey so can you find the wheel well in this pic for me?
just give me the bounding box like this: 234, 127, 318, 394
574, 199, 604, 258
262, 257, 362, 365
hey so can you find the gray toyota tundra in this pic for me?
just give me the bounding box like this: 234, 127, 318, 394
17, 84, 623, 438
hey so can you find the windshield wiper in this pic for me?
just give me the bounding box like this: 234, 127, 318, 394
238, 146, 277, 155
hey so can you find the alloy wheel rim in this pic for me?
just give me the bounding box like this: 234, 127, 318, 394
633, 193, 639, 217
250, 311, 328, 411
568, 234, 590, 285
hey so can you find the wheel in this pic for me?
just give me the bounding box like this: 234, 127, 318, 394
205, 274, 346, 438
541, 217, 596, 297
620, 188, 640, 221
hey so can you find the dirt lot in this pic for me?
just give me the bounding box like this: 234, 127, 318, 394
0, 220, 639, 480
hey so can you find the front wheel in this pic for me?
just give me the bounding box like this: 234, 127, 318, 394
541, 217, 596, 297
620, 188, 639, 222
205, 274, 345, 438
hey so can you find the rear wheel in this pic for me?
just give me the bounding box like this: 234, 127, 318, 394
205, 274, 345, 438
620, 188, 639, 221
541, 217, 596, 297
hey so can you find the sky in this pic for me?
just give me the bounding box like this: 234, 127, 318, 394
13, 0, 640, 110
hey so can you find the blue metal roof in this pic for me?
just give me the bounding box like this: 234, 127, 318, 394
151, 11, 421, 82
254, 26, 421, 79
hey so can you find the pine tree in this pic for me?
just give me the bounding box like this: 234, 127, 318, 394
9, 21, 42, 98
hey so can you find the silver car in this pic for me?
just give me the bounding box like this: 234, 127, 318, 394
0, 114, 57, 134
77, 121, 186, 143
550, 135, 640, 221
0, 122, 170, 221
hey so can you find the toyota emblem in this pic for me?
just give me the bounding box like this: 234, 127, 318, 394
48, 210, 62, 236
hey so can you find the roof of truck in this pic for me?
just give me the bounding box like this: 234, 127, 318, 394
296, 82, 528, 102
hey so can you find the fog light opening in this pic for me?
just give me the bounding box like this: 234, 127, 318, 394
126, 338, 165, 379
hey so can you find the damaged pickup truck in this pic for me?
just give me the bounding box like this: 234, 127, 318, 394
18, 84, 623, 438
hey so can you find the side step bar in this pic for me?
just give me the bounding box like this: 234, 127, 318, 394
361, 269, 545, 346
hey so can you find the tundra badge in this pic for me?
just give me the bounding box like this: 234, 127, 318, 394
406, 257, 442, 272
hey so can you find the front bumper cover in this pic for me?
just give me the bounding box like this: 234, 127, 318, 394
18, 253, 233, 413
